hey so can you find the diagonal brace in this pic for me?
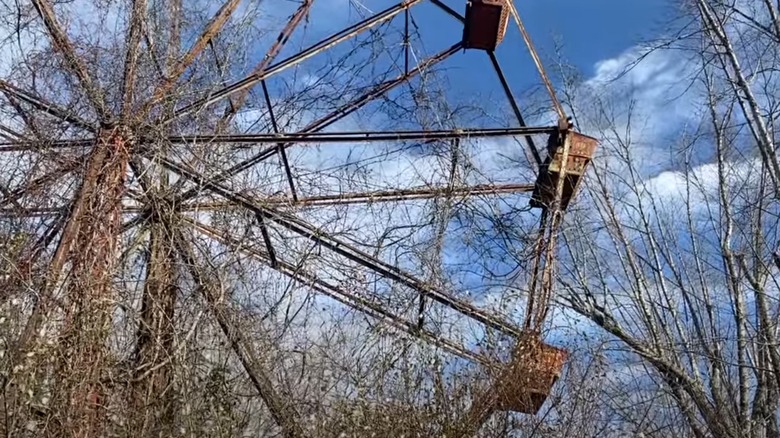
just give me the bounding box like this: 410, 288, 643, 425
153, 154, 523, 338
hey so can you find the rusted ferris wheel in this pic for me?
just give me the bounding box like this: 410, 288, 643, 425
0, 0, 597, 436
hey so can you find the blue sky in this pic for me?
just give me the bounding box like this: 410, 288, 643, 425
524, 0, 672, 74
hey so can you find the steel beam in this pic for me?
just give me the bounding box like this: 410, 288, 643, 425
171, 0, 423, 121
0, 182, 535, 218
121, 43, 461, 233
0, 125, 550, 152
188, 218, 489, 366
505, 1, 566, 120
0, 80, 96, 132
120, 0, 147, 119
151, 153, 524, 338
164, 126, 553, 145
0, 138, 94, 152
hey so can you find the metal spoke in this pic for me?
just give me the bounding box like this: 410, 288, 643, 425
170, 0, 423, 121
0, 80, 96, 132
142, 0, 243, 113
121, 0, 149, 118
219, 0, 314, 125
152, 153, 524, 338
0, 183, 535, 218
31, 0, 109, 121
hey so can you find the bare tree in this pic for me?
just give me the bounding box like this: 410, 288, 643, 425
552, 2, 780, 433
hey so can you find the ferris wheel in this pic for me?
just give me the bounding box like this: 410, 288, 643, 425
0, 0, 597, 436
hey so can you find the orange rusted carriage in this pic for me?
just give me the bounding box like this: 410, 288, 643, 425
463, 0, 510, 51
467, 332, 567, 428
531, 130, 599, 211
492, 333, 568, 414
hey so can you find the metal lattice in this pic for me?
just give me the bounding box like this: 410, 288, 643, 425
0, 0, 596, 436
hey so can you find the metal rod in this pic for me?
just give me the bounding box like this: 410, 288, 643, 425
430, 0, 464, 22
404, 9, 410, 74
119, 43, 462, 233
268, 182, 535, 206
172, 0, 423, 121
164, 126, 553, 145
261, 80, 299, 202
533, 132, 572, 330
487, 52, 542, 166
188, 218, 491, 367
0, 138, 95, 152
522, 209, 547, 331
254, 212, 278, 267
0, 80, 96, 132
0, 126, 551, 152
152, 154, 524, 338
1, 183, 535, 218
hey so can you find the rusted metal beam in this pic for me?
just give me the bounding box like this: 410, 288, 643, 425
505, 1, 566, 120
121, 0, 148, 119
0, 80, 96, 132
43, 128, 131, 437
143, 0, 242, 112
171, 0, 423, 121
0, 183, 535, 218
266, 183, 534, 207
31, 0, 109, 121
152, 154, 524, 338
188, 218, 489, 366
2, 124, 554, 152
171, 227, 305, 438
0, 138, 94, 152
164, 126, 554, 145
